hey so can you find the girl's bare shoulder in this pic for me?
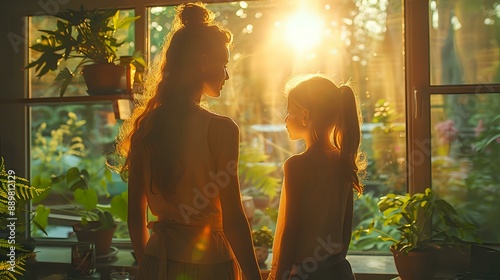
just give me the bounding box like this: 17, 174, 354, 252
284, 153, 314, 174
285, 148, 340, 175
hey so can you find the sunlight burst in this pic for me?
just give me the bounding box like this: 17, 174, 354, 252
285, 11, 324, 52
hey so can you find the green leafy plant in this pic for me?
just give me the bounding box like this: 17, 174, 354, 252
58, 166, 123, 230
36, 166, 126, 232
31, 111, 86, 189
0, 157, 47, 280
252, 226, 274, 248
349, 192, 400, 251
25, 5, 146, 96
238, 143, 281, 199
353, 188, 480, 253
30, 110, 129, 238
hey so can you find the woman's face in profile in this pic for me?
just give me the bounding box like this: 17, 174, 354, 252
202, 46, 230, 98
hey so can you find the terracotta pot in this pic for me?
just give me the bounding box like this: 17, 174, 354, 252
436, 245, 470, 273
82, 63, 127, 95
391, 248, 436, 280
72, 222, 117, 256
255, 246, 269, 268
242, 195, 255, 224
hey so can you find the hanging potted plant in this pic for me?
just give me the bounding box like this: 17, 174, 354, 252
353, 188, 480, 280
26, 5, 146, 96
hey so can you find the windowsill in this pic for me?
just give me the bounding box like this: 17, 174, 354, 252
28, 246, 398, 280
28, 246, 138, 280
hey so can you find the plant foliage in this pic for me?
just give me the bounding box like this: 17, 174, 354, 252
37, 166, 120, 231
349, 192, 400, 251
0, 157, 47, 279
252, 226, 274, 248
25, 5, 145, 96
238, 143, 281, 199
353, 188, 480, 253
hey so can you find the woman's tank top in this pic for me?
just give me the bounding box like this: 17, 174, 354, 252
143, 108, 235, 264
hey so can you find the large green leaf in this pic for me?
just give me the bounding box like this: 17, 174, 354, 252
110, 191, 127, 222
74, 188, 97, 211
32, 205, 50, 236
55, 67, 74, 97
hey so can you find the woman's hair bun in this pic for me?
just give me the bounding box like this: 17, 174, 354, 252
178, 2, 214, 27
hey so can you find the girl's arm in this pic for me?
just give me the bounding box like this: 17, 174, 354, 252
127, 161, 149, 265
208, 116, 262, 280
274, 155, 309, 279
341, 188, 354, 258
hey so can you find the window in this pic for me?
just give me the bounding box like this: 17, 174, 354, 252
27, 10, 136, 241
2, 0, 497, 253
148, 1, 406, 252
30, 104, 128, 239
431, 93, 500, 243
428, 1, 500, 243
21, 1, 406, 249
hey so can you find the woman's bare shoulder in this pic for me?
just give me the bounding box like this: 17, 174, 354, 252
206, 113, 239, 136
206, 111, 239, 159
202, 109, 238, 129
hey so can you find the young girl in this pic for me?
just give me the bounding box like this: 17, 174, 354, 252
116, 2, 261, 280
268, 75, 364, 280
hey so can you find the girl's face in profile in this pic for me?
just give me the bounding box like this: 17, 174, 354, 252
202, 46, 230, 98
285, 98, 308, 140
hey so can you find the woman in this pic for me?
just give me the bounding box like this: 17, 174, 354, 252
116, 2, 262, 280
268, 75, 365, 280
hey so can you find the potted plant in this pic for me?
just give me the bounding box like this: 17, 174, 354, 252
26, 5, 146, 96
252, 226, 274, 268
0, 157, 47, 280
37, 166, 127, 256
353, 188, 480, 280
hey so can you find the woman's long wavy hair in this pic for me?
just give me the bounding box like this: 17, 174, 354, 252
285, 74, 366, 196
115, 2, 233, 194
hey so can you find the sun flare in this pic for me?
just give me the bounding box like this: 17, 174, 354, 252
285, 11, 324, 52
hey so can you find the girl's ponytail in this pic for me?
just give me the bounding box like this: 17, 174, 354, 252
337, 85, 363, 196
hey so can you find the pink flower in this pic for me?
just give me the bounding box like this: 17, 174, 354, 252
434, 120, 457, 144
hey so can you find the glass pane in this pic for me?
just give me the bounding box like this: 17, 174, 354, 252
148, 0, 405, 253
30, 105, 129, 240
431, 93, 500, 243
430, 1, 500, 85
28, 10, 136, 98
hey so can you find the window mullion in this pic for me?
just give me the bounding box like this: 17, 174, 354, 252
405, 0, 431, 195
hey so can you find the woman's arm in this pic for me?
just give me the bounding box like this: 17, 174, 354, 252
208, 116, 262, 280
127, 160, 149, 265
273, 156, 308, 279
